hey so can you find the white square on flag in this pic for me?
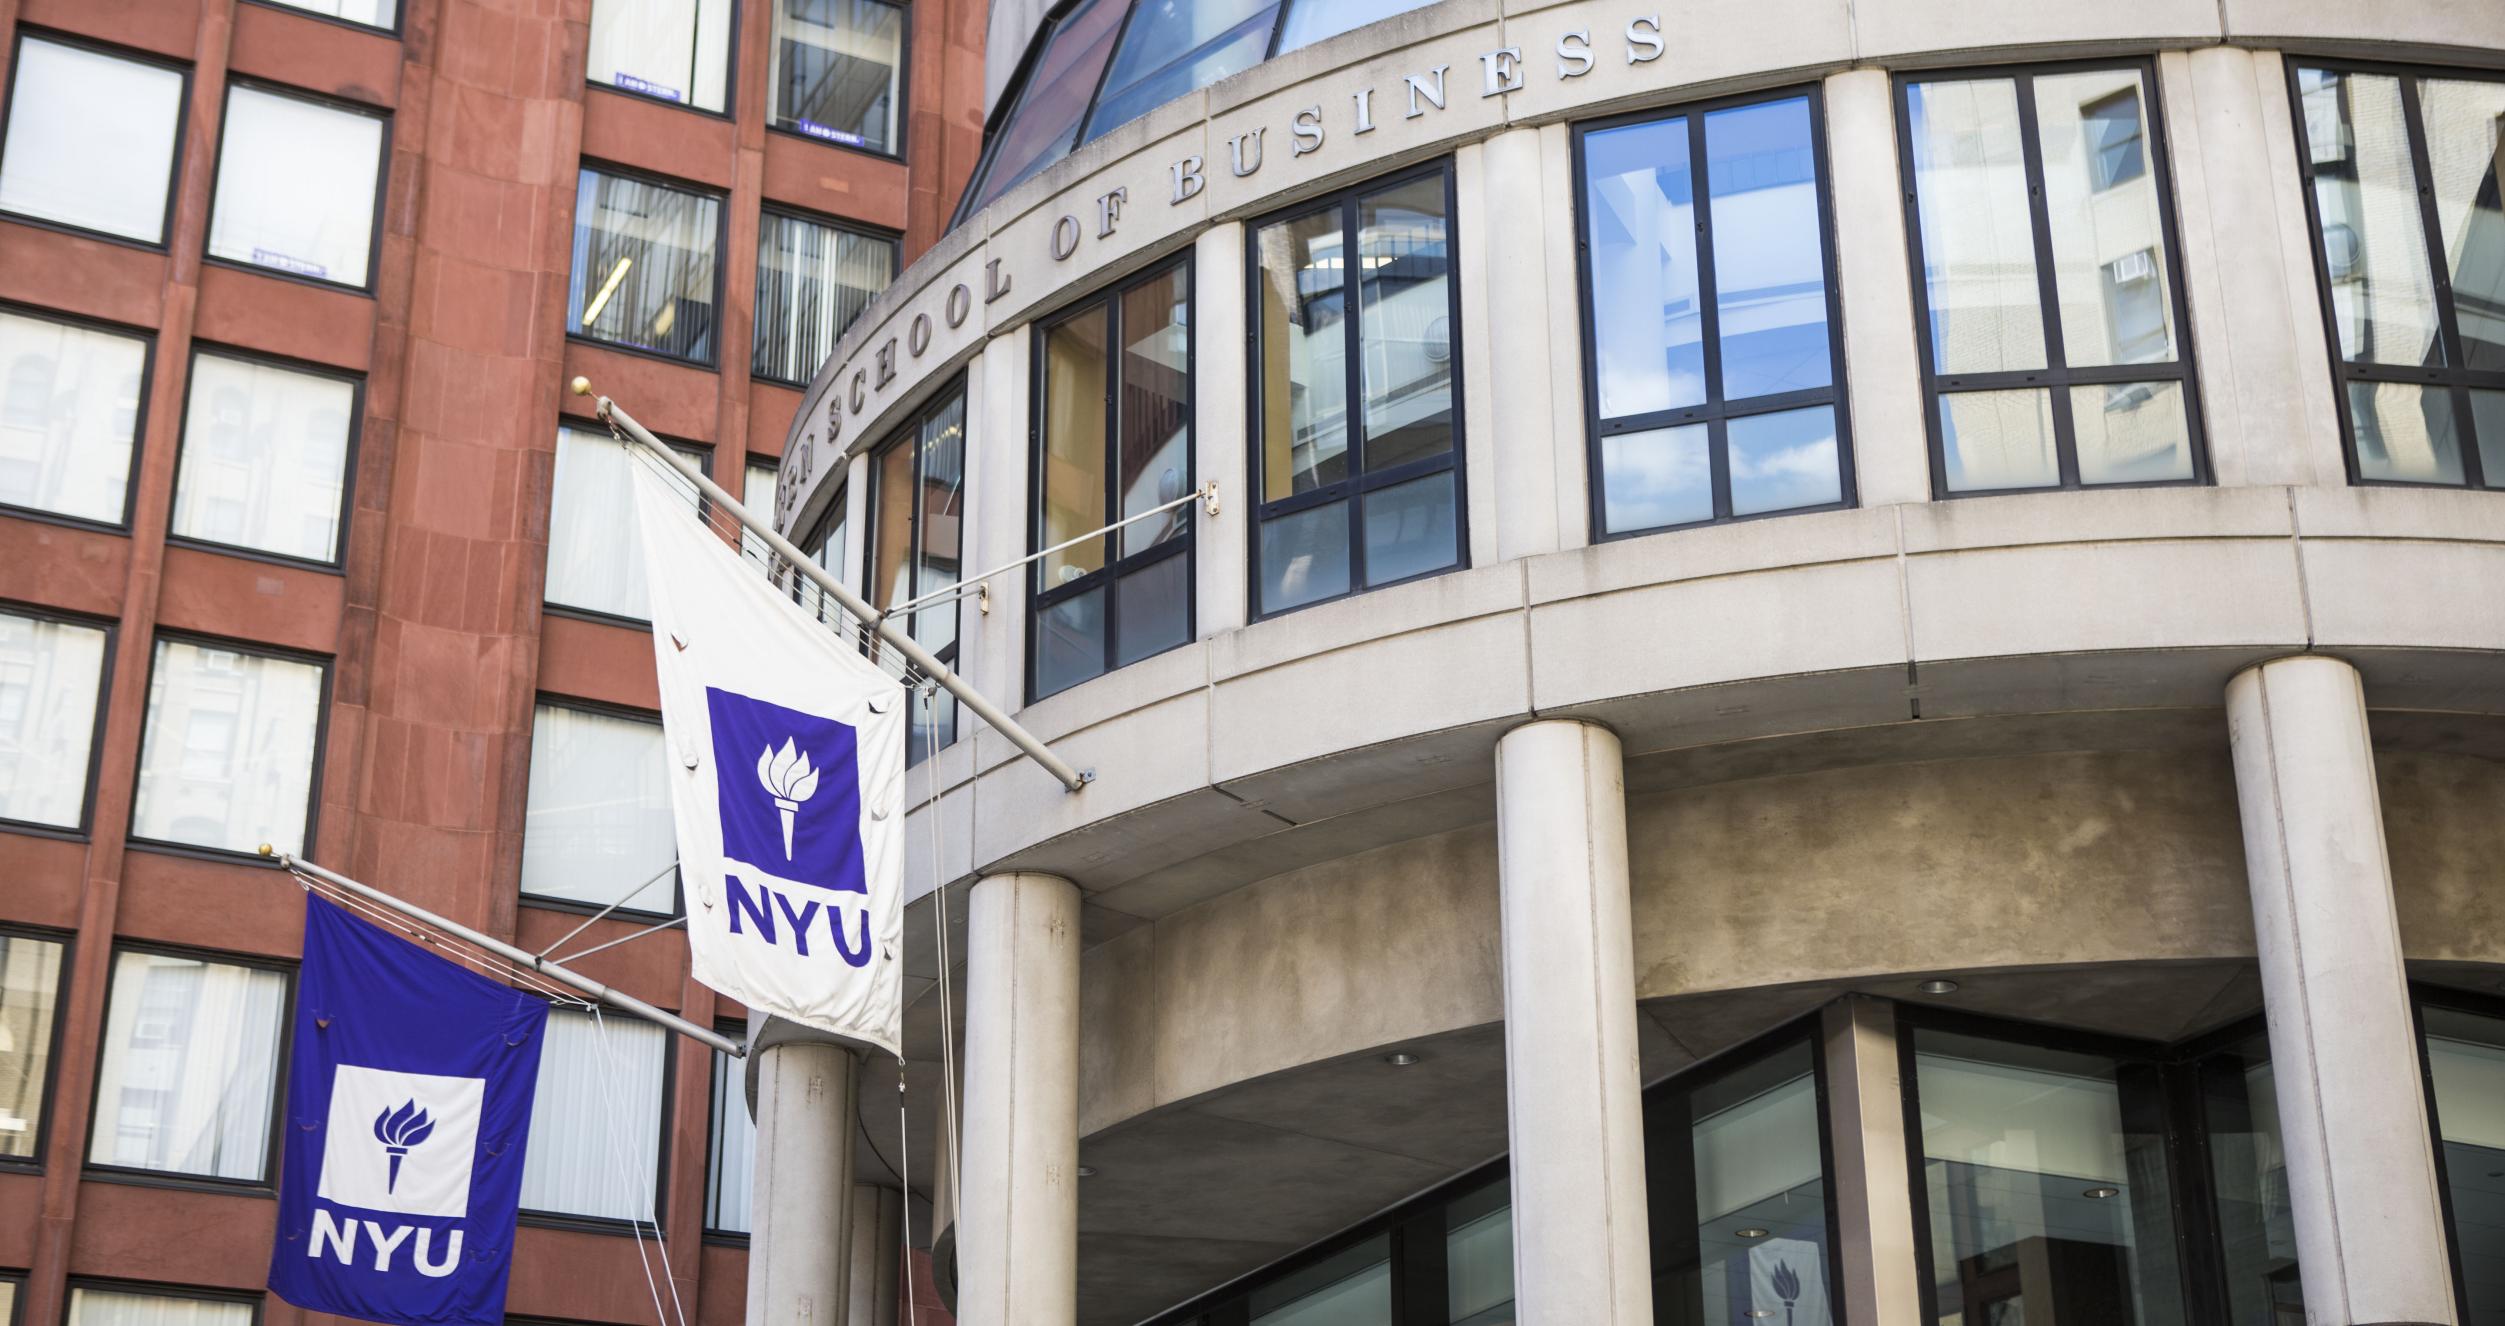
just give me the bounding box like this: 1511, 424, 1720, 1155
316, 1064, 485, 1218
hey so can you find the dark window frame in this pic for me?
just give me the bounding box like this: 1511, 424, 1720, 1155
0, 297, 161, 534
751, 202, 903, 388
81, 939, 298, 1195
517, 1003, 678, 1235
63, 1278, 266, 1326
1243, 156, 1469, 622
0, 598, 117, 842
1893, 57, 2211, 498
584, 0, 743, 121
567, 161, 732, 371
1570, 82, 1858, 541
2409, 981, 2505, 1317
0, 923, 76, 1172
516, 692, 687, 921
166, 341, 366, 574
702, 1017, 751, 1241
0, 28, 193, 253
122, 628, 331, 868
202, 76, 394, 297
240, 0, 407, 38
764, 0, 912, 164
863, 377, 967, 762
1025, 253, 1196, 702
2284, 57, 2505, 492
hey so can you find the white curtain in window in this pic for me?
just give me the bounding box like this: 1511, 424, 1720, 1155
518, 703, 677, 910
0, 934, 67, 1158
752, 212, 895, 384
0, 38, 184, 242
0, 610, 108, 830
706, 1048, 754, 1232
130, 639, 324, 855
173, 353, 355, 562
0, 309, 148, 524
740, 460, 777, 565
587, 0, 733, 111
263, 0, 397, 25
67, 1290, 254, 1326
207, 85, 385, 286
89, 951, 288, 1181
545, 428, 703, 620
521, 1008, 666, 1221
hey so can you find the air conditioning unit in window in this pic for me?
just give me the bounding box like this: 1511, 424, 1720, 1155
2107, 250, 2155, 285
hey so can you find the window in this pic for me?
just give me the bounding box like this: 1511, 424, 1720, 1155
1031, 259, 1193, 699
705, 1041, 753, 1234
1906, 1023, 2186, 1323
2193, 1033, 2302, 1321
953, 0, 1126, 219
89, 948, 289, 1182
771, 0, 903, 153
1083, 0, 1276, 144
0, 931, 67, 1162
130, 638, 324, 855
1271, 0, 1435, 55
0, 36, 184, 244
0, 609, 109, 831
1250, 162, 1463, 617
2290, 64, 2505, 489
65, 1288, 255, 1326
1442, 1178, 1512, 1324
172, 352, 356, 563
1901, 64, 2203, 494
1640, 1035, 1840, 1323
520, 701, 677, 913
545, 425, 705, 622
255, 0, 398, 28
587, 0, 732, 111
206, 84, 386, 288
0, 1275, 14, 1326
753, 210, 897, 385
867, 383, 964, 760
2421, 1001, 2505, 1320
793, 482, 850, 621
520, 1007, 666, 1223
1578, 90, 1851, 538
0, 308, 148, 525
569, 168, 723, 365
1249, 1237, 1390, 1326
742, 458, 779, 563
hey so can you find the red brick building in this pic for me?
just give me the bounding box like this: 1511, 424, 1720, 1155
0, 0, 980, 1323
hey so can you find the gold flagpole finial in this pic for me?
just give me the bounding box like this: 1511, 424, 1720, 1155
568, 376, 593, 397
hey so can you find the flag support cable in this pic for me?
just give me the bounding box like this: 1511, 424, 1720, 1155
875, 481, 1218, 619
534, 859, 679, 958
264, 847, 745, 1058
571, 376, 1092, 794
546, 913, 688, 966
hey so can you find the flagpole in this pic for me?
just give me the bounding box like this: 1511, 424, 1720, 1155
571, 377, 1091, 794
266, 847, 745, 1058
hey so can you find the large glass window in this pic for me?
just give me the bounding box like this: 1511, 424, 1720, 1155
258, 0, 398, 28
519, 701, 677, 914
520, 1007, 666, 1223
771, 0, 903, 153
0, 36, 185, 244
1251, 163, 1462, 617
544, 425, 705, 622
1579, 90, 1851, 538
1248, 1236, 1390, 1326
1646, 1033, 1838, 1323
1082, 0, 1276, 144
0, 609, 109, 832
1031, 259, 1192, 699
1443, 1178, 1512, 1324
953, 0, 1125, 218
89, 948, 289, 1182
754, 210, 898, 385
66, 1288, 255, 1326
569, 168, 723, 365
172, 351, 356, 563
206, 84, 387, 288
0, 308, 148, 525
1271, 0, 1435, 54
868, 384, 964, 760
587, 0, 732, 111
1907, 1024, 2187, 1324
0, 931, 66, 1162
2193, 1033, 2302, 1322
130, 638, 325, 855
706, 1040, 754, 1234
2290, 64, 2505, 489
2422, 1002, 2505, 1321
1901, 63, 2204, 494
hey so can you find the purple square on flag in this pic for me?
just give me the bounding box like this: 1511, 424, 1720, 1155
706, 687, 866, 894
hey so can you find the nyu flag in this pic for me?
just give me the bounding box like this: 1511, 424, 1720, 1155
630, 459, 906, 1056
269, 896, 548, 1326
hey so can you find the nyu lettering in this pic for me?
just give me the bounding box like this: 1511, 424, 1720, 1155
726, 875, 874, 967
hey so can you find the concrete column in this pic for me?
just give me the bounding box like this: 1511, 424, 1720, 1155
1820, 997, 1925, 1326
1821, 69, 1932, 509
956, 871, 1082, 1326
2225, 655, 2455, 1325
845, 1184, 905, 1326
745, 1021, 862, 1326
1473, 125, 1567, 562
1493, 720, 1652, 1326
1192, 221, 1250, 637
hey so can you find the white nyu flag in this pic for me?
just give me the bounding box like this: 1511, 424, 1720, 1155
630, 460, 905, 1056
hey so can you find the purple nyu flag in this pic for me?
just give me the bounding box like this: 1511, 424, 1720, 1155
268, 896, 548, 1326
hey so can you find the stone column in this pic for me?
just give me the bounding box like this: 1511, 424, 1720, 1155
956, 872, 1082, 1326
1494, 720, 1652, 1325
2225, 655, 2455, 1325
1820, 997, 1926, 1326
846, 1184, 905, 1326
745, 1020, 862, 1326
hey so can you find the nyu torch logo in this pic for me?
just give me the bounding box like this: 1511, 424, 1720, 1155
756, 738, 819, 859
372, 1100, 435, 1194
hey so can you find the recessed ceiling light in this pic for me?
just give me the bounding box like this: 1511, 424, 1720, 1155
1077, 1166, 1097, 1178
2082, 1186, 2120, 1199
1917, 978, 1961, 995
1384, 1051, 1420, 1067
1734, 1227, 1771, 1240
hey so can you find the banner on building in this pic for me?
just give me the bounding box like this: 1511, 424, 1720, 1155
629, 458, 907, 1057
269, 896, 549, 1326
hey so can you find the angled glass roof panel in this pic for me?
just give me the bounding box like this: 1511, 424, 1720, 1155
1081, 0, 1279, 144
960, 0, 1129, 216
1273, 0, 1436, 54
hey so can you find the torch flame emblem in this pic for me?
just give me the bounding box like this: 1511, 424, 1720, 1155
372, 1099, 435, 1194
757, 738, 820, 860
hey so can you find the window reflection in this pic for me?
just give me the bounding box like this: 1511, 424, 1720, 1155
955, 0, 1125, 216
1085, 0, 1278, 143
569, 169, 723, 365
771, 0, 904, 152
206, 85, 388, 288
2422, 1005, 2505, 1323
0, 38, 184, 244
1444, 1179, 1512, 1325
1248, 1237, 1391, 1326
869, 385, 965, 759
2195, 1035, 2302, 1324
1649, 1037, 1836, 1325
0, 309, 146, 525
